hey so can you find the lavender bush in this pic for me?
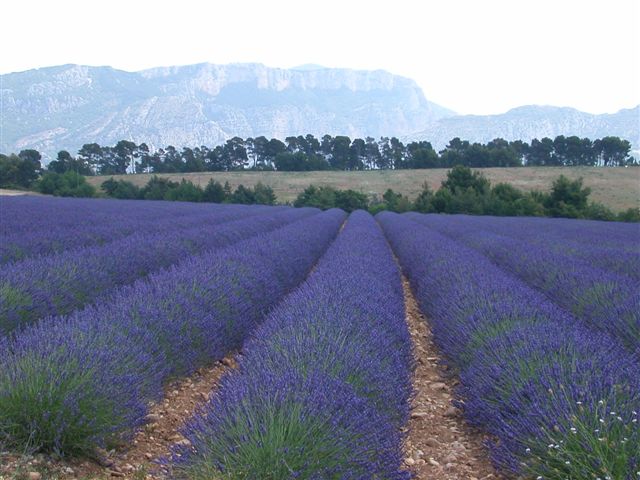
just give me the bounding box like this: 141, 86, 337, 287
378, 211, 639, 479
173, 211, 412, 479
0, 209, 345, 454
407, 213, 640, 281
407, 212, 640, 357
0, 198, 270, 265
0, 206, 314, 335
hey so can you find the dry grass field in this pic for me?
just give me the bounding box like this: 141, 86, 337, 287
87, 167, 640, 211
0, 188, 42, 196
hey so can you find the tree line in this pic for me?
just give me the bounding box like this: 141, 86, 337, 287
1, 133, 635, 186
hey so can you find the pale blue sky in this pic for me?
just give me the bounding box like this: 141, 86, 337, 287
3, 0, 639, 115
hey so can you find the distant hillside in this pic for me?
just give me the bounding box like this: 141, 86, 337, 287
407, 105, 639, 152
1, 63, 453, 159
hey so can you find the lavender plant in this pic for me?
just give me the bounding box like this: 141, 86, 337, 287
0, 209, 345, 454
378, 211, 639, 480
0, 198, 269, 264
0, 206, 314, 335
407, 212, 640, 282
173, 211, 412, 479
406, 213, 640, 357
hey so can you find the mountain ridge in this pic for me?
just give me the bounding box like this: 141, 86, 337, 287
1, 63, 453, 159
1, 63, 637, 159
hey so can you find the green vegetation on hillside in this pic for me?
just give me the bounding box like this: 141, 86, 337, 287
100, 176, 277, 205
76, 167, 640, 221
295, 166, 639, 221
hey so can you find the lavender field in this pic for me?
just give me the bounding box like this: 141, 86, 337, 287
0, 196, 638, 479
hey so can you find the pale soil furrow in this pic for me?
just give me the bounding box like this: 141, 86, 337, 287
401, 275, 503, 480
106, 354, 238, 479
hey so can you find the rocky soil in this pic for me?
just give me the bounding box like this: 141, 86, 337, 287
401, 275, 503, 480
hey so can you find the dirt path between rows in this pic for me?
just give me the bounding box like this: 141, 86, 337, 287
401, 275, 503, 480
104, 354, 239, 479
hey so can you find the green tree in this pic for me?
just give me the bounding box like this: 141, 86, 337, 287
48, 150, 93, 175
294, 185, 338, 210
223, 181, 233, 198
330, 136, 352, 170
583, 202, 616, 221
526, 138, 555, 166
221, 137, 248, 170
364, 136, 382, 169
203, 179, 227, 203
37, 172, 95, 197
0, 152, 41, 188
164, 179, 204, 202
265, 138, 287, 167
439, 138, 470, 167
429, 166, 492, 214
101, 178, 141, 199
405, 141, 439, 169
112, 140, 138, 174
229, 184, 256, 204
17, 150, 42, 186
335, 189, 369, 212
348, 138, 366, 170
0, 154, 23, 188
0, 154, 25, 188
382, 188, 412, 212
486, 183, 545, 216
47, 150, 74, 174
594, 136, 632, 166
618, 208, 640, 222
486, 138, 521, 167
441, 165, 490, 195
274, 152, 307, 171
544, 175, 591, 218
253, 182, 277, 205
413, 183, 435, 213
140, 176, 179, 200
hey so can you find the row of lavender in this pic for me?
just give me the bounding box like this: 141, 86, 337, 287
408, 213, 640, 281
449, 214, 640, 250
0, 205, 312, 335
172, 211, 413, 478
0, 209, 345, 454
0, 196, 263, 264
379, 212, 639, 479
406, 213, 640, 358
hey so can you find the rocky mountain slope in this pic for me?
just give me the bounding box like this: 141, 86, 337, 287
1, 63, 453, 159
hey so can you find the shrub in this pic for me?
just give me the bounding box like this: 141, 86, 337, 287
101, 178, 141, 199
37, 172, 96, 197
618, 207, 640, 222
164, 179, 203, 202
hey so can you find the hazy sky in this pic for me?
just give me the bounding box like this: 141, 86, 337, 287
3, 0, 639, 115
